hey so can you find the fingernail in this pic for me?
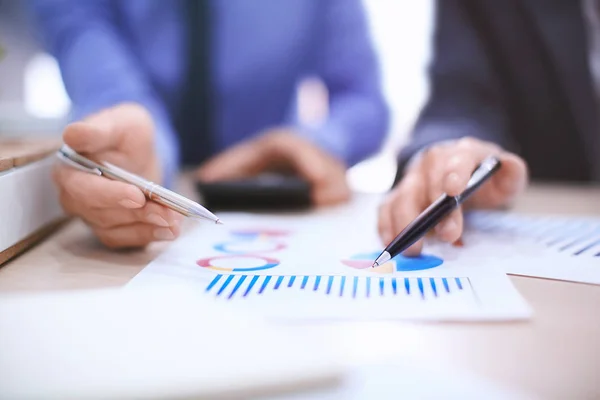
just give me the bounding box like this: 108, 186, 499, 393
154, 228, 175, 241
119, 199, 143, 209
147, 213, 170, 227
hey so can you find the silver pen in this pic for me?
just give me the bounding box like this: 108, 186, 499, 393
56, 144, 223, 224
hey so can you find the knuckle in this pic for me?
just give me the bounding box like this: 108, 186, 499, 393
92, 215, 114, 229
424, 145, 442, 160
457, 136, 479, 150
446, 154, 464, 169
58, 191, 77, 215
96, 231, 119, 249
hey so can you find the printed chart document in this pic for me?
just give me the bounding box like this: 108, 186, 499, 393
129, 198, 531, 321
466, 211, 600, 285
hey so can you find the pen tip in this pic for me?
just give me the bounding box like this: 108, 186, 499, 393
372, 262, 379, 268
215, 219, 224, 225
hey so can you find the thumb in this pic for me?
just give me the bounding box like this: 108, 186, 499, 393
197, 142, 267, 182
63, 103, 152, 155
468, 152, 528, 208
63, 121, 121, 155
273, 136, 329, 186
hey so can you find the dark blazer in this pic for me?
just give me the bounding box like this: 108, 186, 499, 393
396, 0, 600, 184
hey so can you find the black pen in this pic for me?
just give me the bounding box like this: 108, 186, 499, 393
372, 156, 502, 267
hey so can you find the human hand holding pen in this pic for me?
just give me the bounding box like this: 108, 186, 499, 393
378, 137, 528, 256
54, 103, 183, 249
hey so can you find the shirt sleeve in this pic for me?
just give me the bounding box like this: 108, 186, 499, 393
295, 0, 389, 167
25, 0, 180, 188
395, 0, 513, 183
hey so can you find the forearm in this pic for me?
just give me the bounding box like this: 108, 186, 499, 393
295, 94, 389, 166
301, 0, 389, 166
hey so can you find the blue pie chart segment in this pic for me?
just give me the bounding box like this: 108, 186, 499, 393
346, 252, 444, 272
393, 253, 443, 271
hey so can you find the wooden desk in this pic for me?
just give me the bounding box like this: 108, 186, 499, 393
1, 184, 599, 399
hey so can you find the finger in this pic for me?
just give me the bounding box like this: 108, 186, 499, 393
63, 121, 122, 155
435, 207, 464, 243
63, 104, 152, 155
422, 146, 451, 204
279, 138, 336, 186
94, 222, 181, 249
442, 139, 500, 196
82, 202, 183, 229
56, 165, 146, 209
197, 142, 267, 182
312, 171, 351, 206
268, 136, 350, 205
467, 152, 528, 209
389, 175, 427, 256
378, 198, 395, 245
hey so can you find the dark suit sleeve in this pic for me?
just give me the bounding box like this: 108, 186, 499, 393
396, 0, 513, 182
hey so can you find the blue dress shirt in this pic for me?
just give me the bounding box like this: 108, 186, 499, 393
27, 0, 389, 185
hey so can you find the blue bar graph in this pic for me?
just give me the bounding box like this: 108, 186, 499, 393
205, 274, 472, 301
206, 274, 222, 292
258, 275, 272, 294
573, 239, 600, 256
442, 278, 450, 293
301, 276, 309, 289
244, 275, 260, 297
314, 276, 321, 291
274, 276, 284, 290
417, 278, 425, 299
228, 275, 247, 299
217, 275, 235, 296
468, 211, 600, 258
430, 278, 438, 297
326, 276, 334, 295
339, 276, 346, 297
455, 277, 463, 290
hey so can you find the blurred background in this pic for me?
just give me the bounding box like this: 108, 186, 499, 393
0, 1, 433, 193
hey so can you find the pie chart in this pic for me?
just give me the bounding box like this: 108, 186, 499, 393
342, 251, 443, 273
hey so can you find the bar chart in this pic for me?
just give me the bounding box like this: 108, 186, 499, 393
467, 212, 600, 258
205, 274, 471, 301
465, 211, 600, 284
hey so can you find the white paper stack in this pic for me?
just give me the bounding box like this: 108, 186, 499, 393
0, 154, 64, 264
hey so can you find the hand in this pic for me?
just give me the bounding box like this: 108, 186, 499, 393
378, 137, 528, 255
196, 129, 351, 206
54, 103, 183, 249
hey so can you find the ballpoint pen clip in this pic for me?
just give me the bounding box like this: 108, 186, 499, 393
56, 150, 102, 176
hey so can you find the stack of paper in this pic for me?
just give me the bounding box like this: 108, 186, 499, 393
0, 139, 64, 265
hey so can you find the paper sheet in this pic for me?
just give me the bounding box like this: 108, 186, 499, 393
465, 211, 600, 285
129, 197, 531, 321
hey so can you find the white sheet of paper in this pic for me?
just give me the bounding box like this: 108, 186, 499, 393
266, 359, 533, 400
129, 196, 531, 321
465, 211, 600, 285
0, 287, 343, 399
